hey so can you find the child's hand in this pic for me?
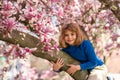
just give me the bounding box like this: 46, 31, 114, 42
67, 64, 81, 75
51, 58, 64, 71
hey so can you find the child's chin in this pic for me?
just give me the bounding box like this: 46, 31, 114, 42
69, 43, 74, 45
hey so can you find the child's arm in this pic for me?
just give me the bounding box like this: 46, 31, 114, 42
51, 58, 64, 72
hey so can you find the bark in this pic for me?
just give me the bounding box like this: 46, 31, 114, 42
99, 0, 120, 21
0, 29, 88, 80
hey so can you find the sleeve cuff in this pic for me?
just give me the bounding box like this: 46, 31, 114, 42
53, 68, 62, 73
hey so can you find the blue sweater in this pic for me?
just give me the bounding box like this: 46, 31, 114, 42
62, 40, 104, 71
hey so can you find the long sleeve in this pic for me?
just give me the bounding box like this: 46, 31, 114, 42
62, 40, 104, 71
80, 40, 98, 70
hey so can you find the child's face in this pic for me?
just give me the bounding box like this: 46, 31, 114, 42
64, 30, 77, 46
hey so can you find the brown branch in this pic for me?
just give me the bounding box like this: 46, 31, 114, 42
98, 0, 120, 21
0, 29, 88, 80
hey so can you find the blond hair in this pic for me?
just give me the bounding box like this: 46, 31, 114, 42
59, 23, 88, 48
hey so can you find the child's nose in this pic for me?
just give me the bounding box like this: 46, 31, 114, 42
68, 35, 72, 39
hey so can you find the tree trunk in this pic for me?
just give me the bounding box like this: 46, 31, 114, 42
0, 29, 88, 80
99, 0, 120, 21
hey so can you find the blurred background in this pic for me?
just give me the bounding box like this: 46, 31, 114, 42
0, 0, 120, 80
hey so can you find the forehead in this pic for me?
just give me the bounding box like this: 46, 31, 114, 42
64, 30, 76, 34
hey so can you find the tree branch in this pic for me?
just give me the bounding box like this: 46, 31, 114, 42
0, 29, 88, 80
99, 0, 120, 21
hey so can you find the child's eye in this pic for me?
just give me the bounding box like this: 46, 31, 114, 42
64, 34, 68, 36
71, 33, 75, 36
71, 34, 74, 35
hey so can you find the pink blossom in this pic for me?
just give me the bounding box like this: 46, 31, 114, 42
23, 7, 36, 20
58, 7, 64, 18
14, 49, 25, 58
2, 67, 8, 72
43, 44, 51, 51
2, 17, 17, 32
24, 47, 37, 53
21, 67, 38, 80
37, 12, 43, 19
105, 43, 113, 50
117, 44, 120, 48
3, 45, 15, 58
53, 43, 59, 51
88, 16, 92, 23
50, 0, 60, 3
40, 70, 57, 79
43, 37, 51, 43
111, 33, 119, 41
104, 23, 110, 30
34, 23, 43, 33
42, 27, 54, 34
0, 10, 11, 18
24, 12, 36, 20
2, 1, 13, 11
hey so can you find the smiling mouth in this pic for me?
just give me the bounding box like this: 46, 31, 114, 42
68, 40, 74, 42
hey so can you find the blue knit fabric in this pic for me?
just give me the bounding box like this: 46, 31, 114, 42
62, 40, 104, 71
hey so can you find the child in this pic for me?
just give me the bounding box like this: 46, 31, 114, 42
52, 23, 107, 80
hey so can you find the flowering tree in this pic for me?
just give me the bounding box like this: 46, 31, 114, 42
0, 0, 120, 80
